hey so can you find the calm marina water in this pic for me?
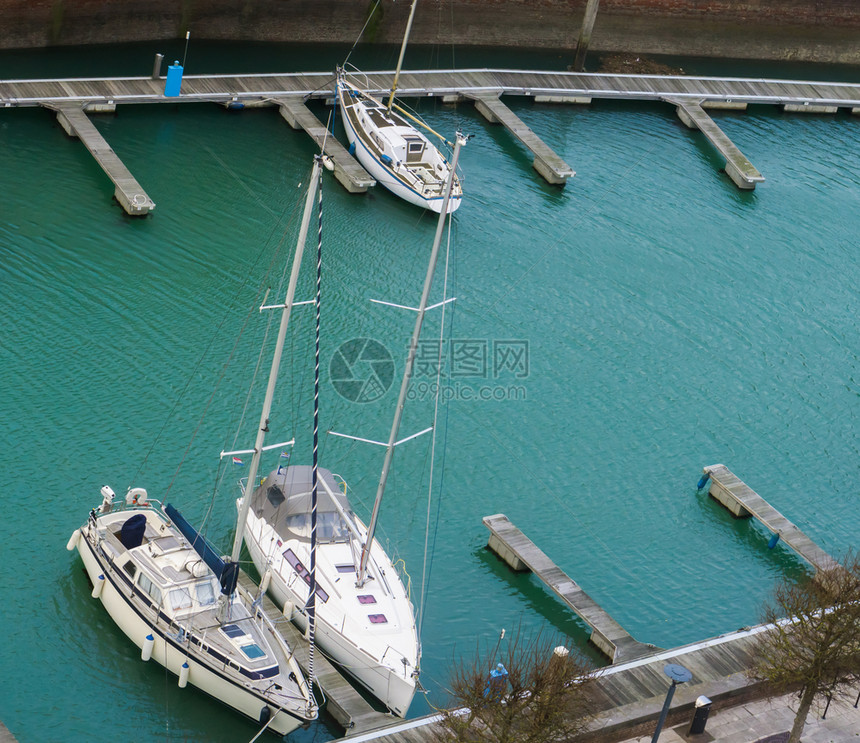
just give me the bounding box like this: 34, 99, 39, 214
1, 41, 860, 742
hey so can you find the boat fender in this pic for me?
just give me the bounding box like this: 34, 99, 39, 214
696, 471, 711, 491
127, 487, 149, 505
282, 600, 293, 621
141, 633, 155, 662
259, 706, 271, 726
380, 154, 393, 165
348, 142, 356, 156
178, 661, 190, 688
91, 574, 105, 599
322, 155, 334, 172
66, 529, 80, 551
260, 569, 272, 594
767, 532, 781, 549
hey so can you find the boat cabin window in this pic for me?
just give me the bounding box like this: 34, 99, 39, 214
283, 549, 329, 603
405, 139, 425, 164
285, 511, 349, 542
196, 580, 216, 607
170, 587, 193, 611
137, 572, 162, 604
266, 484, 285, 508
123, 560, 137, 579
240, 643, 266, 660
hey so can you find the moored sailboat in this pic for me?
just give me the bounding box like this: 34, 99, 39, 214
336, 0, 462, 213
241, 133, 468, 718
65, 160, 331, 737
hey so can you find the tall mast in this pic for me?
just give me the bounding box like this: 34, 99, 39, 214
386, 0, 418, 113
357, 132, 467, 586
230, 159, 322, 564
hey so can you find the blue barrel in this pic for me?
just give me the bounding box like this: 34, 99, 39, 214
165, 62, 184, 97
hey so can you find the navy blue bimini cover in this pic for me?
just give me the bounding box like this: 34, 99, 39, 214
120, 513, 147, 549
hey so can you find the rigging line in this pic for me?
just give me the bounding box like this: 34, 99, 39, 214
343, 0, 384, 68
418, 201, 455, 642
307, 159, 324, 702
138, 156, 305, 500
484, 140, 660, 316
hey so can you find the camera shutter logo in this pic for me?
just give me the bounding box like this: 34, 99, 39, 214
330, 338, 395, 403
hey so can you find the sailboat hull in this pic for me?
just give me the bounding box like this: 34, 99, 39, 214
74, 515, 311, 737
243, 505, 418, 717
337, 76, 461, 214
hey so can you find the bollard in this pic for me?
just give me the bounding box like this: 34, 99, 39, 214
152, 53, 164, 79
688, 695, 712, 735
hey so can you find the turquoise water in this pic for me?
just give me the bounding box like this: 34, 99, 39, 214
2, 42, 860, 742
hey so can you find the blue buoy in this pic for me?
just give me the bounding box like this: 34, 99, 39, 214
767, 532, 781, 549
227, 101, 244, 110
696, 471, 711, 490
348, 141, 356, 156
164, 62, 184, 97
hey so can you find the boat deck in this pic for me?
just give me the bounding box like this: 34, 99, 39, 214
236, 571, 391, 735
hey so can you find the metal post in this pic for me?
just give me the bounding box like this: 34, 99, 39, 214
151, 53, 164, 79
572, 0, 601, 72
651, 664, 692, 743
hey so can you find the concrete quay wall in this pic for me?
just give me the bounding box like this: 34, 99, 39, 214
2, 0, 859, 64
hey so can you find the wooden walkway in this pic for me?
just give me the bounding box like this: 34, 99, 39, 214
700, 464, 840, 573
467, 92, 575, 184
483, 514, 654, 663
0, 721, 18, 743
51, 102, 155, 215
273, 98, 375, 193
3, 68, 859, 213
328, 622, 773, 743
670, 99, 765, 189
237, 571, 390, 735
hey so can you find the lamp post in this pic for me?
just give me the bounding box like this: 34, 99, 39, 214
650, 663, 692, 743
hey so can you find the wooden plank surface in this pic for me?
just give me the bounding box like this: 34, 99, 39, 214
4, 70, 860, 108
237, 571, 390, 735
483, 514, 652, 662
703, 464, 839, 573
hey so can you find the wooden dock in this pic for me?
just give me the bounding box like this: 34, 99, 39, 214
237, 571, 390, 735
3, 68, 860, 212
700, 464, 840, 573
671, 99, 765, 189
328, 622, 774, 743
273, 98, 375, 193
51, 102, 155, 215
0, 721, 18, 743
483, 514, 654, 663
467, 92, 575, 184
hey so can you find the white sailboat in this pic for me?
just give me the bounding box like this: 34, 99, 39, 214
65, 161, 329, 737
242, 133, 469, 717
336, 0, 462, 213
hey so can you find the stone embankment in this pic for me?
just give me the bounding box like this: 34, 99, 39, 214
2, 0, 859, 63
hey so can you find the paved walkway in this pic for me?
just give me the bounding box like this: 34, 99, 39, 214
618, 691, 860, 743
